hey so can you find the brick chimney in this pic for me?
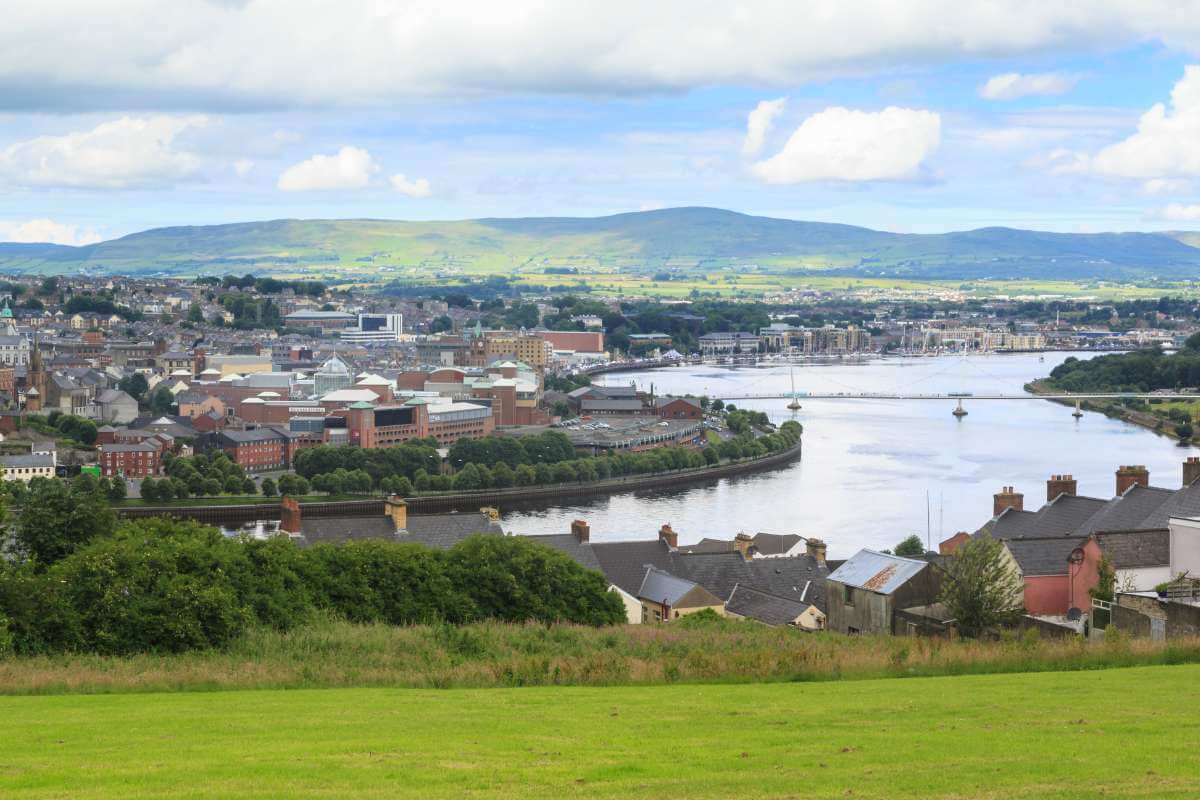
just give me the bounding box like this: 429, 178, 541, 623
993, 486, 1023, 517
385, 495, 408, 532
805, 537, 827, 566
1046, 474, 1077, 503
659, 523, 677, 548
279, 496, 301, 535
571, 519, 590, 543
734, 531, 753, 560
1116, 465, 1149, 495
1184, 457, 1200, 487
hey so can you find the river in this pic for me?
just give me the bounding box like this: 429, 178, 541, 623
502, 352, 1198, 557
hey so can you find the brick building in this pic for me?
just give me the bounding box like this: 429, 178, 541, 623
100, 441, 163, 477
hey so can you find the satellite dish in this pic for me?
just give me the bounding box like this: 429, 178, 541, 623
1068, 547, 1085, 564
1067, 607, 1082, 621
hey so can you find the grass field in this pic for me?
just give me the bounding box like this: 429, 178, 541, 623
2, 664, 1198, 798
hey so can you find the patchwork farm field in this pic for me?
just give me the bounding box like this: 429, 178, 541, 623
3, 664, 1198, 799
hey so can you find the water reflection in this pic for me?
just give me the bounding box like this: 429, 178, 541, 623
503, 353, 1196, 557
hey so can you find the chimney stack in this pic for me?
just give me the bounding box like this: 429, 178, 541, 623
1116, 465, 1149, 496
1184, 457, 1200, 488
571, 519, 590, 543
993, 486, 1024, 517
385, 495, 408, 532
659, 524, 677, 549
1046, 474, 1078, 503
480, 506, 500, 523
734, 531, 753, 560
279, 496, 301, 536
806, 537, 827, 566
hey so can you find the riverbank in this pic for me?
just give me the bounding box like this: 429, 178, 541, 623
1027, 379, 1192, 444
112, 437, 803, 522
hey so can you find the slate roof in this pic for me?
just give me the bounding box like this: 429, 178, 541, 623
826, 549, 928, 594
580, 398, 645, 412
671, 551, 829, 611
1075, 485, 1175, 536
0, 453, 55, 468
589, 539, 675, 596
726, 584, 813, 626
298, 511, 504, 549
522, 533, 602, 571
638, 567, 704, 606
1004, 537, 1087, 577
680, 532, 804, 556
1093, 529, 1171, 569
220, 428, 287, 444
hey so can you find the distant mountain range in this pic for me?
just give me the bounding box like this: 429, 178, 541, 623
1, 207, 1198, 281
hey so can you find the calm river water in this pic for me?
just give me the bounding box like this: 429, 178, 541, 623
502, 352, 1198, 557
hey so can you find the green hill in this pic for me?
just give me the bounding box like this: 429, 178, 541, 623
3, 207, 1199, 281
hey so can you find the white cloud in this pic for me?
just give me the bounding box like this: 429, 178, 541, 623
0, 115, 207, 189
1141, 178, 1192, 196
980, 72, 1079, 100
1157, 203, 1200, 221
752, 106, 941, 183
4, 3, 1200, 107
389, 173, 432, 197
277, 146, 378, 191
742, 97, 787, 156
232, 158, 254, 177
0, 218, 103, 246
1062, 65, 1200, 179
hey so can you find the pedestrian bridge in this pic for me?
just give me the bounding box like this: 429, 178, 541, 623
715, 392, 1199, 401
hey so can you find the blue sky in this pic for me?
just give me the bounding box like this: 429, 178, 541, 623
3, 2, 1200, 245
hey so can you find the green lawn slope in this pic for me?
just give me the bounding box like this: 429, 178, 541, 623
2, 664, 1196, 798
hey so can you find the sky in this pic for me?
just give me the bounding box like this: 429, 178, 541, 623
4, 1, 1200, 245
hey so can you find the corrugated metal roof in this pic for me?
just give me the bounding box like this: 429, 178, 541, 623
826, 549, 927, 594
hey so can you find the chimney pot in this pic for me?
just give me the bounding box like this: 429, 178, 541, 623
659, 524, 677, 549
1116, 465, 1150, 496
279, 496, 301, 536
571, 519, 590, 543
385, 495, 408, 533
993, 486, 1024, 517
1047, 473, 1078, 502
805, 537, 827, 566
1184, 457, 1200, 488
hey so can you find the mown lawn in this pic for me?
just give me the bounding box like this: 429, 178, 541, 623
2, 664, 1198, 799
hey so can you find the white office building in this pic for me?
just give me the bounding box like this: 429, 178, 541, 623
339, 313, 404, 343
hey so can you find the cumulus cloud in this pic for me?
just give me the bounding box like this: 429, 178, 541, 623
979, 72, 1078, 100
752, 106, 941, 183
232, 158, 254, 177
3, 3, 1200, 108
742, 97, 787, 156
277, 146, 378, 191
0, 218, 103, 246
1061, 65, 1200, 179
0, 115, 207, 189
389, 173, 432, 197
1157, 203, 1200, 221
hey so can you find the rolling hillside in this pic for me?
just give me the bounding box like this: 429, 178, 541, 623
2, 207, 1199, 280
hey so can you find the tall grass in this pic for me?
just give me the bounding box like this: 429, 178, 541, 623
0, 615, 1196, 695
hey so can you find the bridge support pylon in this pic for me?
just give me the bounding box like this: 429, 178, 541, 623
1073, 399, 1084, 419
952, 398, 968, 418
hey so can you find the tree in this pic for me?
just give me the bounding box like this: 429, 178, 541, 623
105, 478, 127, 502
937, 536, 1024, 638
1090, 555, 1117, 603
452, 463, 484, 491
147, 385, 176, 416
118, 373, 149, 402
893, 534, 926, 557
13, 481, 117, 567
260, 478, 278, 497
187, 303, 204, 324
1177, 422, 1194, 443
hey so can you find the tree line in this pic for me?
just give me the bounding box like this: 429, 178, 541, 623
0, 480, 624, 656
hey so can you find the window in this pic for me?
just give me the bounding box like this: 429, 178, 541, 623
843, 584, 854, 606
